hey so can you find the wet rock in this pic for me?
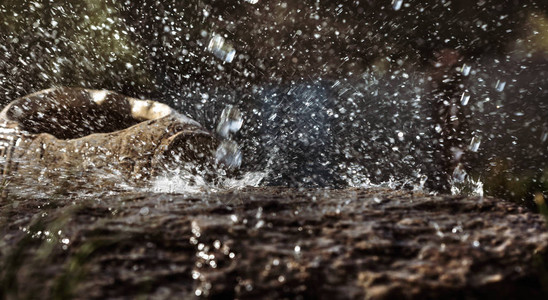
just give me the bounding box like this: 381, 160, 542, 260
1, 187, 547, 299
0, 87, 219, 191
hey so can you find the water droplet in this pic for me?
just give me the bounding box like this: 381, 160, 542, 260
255, 220, 265, 228
216, 105, 243, 138
469, 136, 481, 152
215, 140, 242, 169
392, 0, 403, 11
461, 64, 471, 76
213, 240, 221, 249
207, 34, 236, 63
495, 80, 506, 92
435, 124, 442, 133
139, 207, 150, 215
460, 91, 471, 106
452, 164, 467, 183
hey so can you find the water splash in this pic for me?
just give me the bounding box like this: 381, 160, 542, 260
216, 105, 243, 138
150, 168, 266, 194
215, 140, 242, 169
450, 163, 484, 197
451, 177, 484, 197
215, 105, 243, 169
150, 103, 262, 194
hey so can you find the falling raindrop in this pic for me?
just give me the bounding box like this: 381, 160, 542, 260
392, 0, 403, 11
460, 91, 471, 106
452, 164, 467, 183
469, 136, 481, 152
216, 141, 242, 169
495, 80, 506, 92
461, 64, 472, 76
216, 105, 243, 138
207, 34, 236, 63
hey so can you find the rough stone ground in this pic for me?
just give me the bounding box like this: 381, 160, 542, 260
1, 187, 548, 299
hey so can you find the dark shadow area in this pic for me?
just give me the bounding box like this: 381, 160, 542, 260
4, 88, 141, 139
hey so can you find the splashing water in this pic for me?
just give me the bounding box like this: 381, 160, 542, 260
214, 105, 243, 169
451, 176, 484, 198
215, 140, 242, 169
149, 104, 252, 194
150, 169, 266, 194
1, 1, 547, 204
216, 105, 243, 139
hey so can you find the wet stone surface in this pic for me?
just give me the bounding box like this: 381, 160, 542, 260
1, 187, 547, 299
0, 88, 220, 192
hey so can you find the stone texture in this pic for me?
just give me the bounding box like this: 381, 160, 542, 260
0, 87, 219, 191
1, 187, 547, 299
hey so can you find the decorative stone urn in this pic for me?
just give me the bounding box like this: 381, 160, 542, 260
0, 87, 219, 190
